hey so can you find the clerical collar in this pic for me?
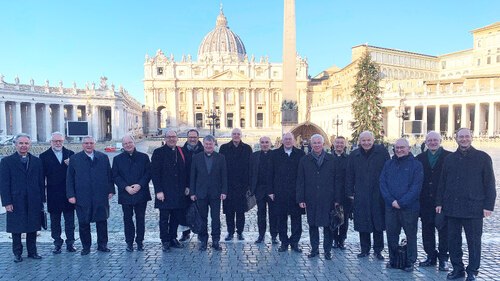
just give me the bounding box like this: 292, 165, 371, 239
205, 152, 213, 157
284, 147, 292, 155
85, 152, 95, 159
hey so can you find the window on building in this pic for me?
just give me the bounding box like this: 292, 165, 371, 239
487, 57, 491, 64
256, 113, 263, 128
226, 113, 234, 128
497, 55, 500, 63
240, 118, 245, 128
195, 113, 203, 128
441, 61, 446, 69
477, 59, 481, 66
157, 67, 164, 75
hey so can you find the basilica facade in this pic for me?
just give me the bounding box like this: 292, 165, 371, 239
143, 8, 309, 136
310, 22, 500, 140
0, 76, 143, 142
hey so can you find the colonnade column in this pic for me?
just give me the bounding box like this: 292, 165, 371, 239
245, 90, 251, 128
14, 102, 22, 134
71, 105, 77, 121
44, 104, 52, 141
235, 90, 241, 128
220, 89, 226, 129
474, 103, 481, 137
265, 90, 270, 128
410, 105, 415, 121
58, 104, 65, 134
250, 89, 256, 128
0, 101, 6, 136
91, 105, 99, 140
422, 105, 427, 127
488, 102, 495, 137
30, 103, 37, 142
460, 103, 467, 129
186, 89, 194, 126
435, 105, 441, 135
112, 106, 119, 141
447, 104, 455, 137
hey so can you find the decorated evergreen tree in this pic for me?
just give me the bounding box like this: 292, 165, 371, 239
350, 51, 384, 143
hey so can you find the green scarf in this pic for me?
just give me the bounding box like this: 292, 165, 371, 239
427, 147, 442, 168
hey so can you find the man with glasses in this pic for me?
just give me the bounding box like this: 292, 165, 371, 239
39, 132, 76, 254
380, 138, 423, 272
66, 135, 115, 255
250, 136, 278, 244
436, 128, 496, 281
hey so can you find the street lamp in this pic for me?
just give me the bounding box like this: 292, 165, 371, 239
333, 115, 343, 137
395, 98, 410, 137
205, 106, 220, 136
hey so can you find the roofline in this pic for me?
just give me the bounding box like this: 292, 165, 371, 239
470, 22, 500, 34
351, 44, 437, 58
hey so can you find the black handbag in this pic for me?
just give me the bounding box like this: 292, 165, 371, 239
41, 210, 48, 230
329, 205, 344, 231
186, 202, 205, 234
245, 190, 257, 212
393, 238, 408, 269
435, 212, 446, 231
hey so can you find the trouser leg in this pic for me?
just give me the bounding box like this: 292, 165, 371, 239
359, 232, 371, 253
256, 197, 267, 237
289, 214, 302, 246
209, 199, 221, 242
225, 210, 235, 235
373, 230, 384, 253
338, 199, 351, 242
122, 204, 135, 244
463, 218, 483, 276
385, 207, 401, 262
134, 202, 147, 243
63, 210, 75, 246
420, 211, 438, 259
447, 217, 465, 272
96, 220, 108, 248
12, 233, 23, 256
402, 209, 419, 264
278, 213, 289, 246
236, 211, 245, 235
197, 200, 209, 243
79, 222, 92, 250
438, 222, 449, 262
268, 198, 278, 238
309, 225, 319, 252
168, 209, 180, 242
26, 231, 37, 256
323, 226, 333, 253
50, 211, 63, 247
159, 209, 171, 244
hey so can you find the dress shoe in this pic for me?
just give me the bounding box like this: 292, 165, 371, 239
162, 243, 171, 252
439, 260, 450, 271
137, 242, 144, 251
447, 270, 465, 280
386, 261, 395, 269
332, 241, 339, 248
237, 233, 244, 241
465, 274, 476, 281
199, 242, 207, 251
52, 245, 62, 254
271, 237, 279, 244
179, 233, 190, 242
403, 263, 415, 272
255, 236, 264, 244
224, 234, 234, 241
170, 239, 184, 248
291, 245, 302, 253
419, 257, 437, 267
357, 252, 369, 258
14, 255, 23, 263
338, 241, 346, 250
97, 246, 111, 252
81, 248, 90, 255
126, 243, 134, 252
28, 253, 42, 259
324, 252, 332, 260
374, 252, 385, 260
307, 251, 319, 258
278, 244, 288, 252
67, 245, 77, 252
212, 242, 222, 251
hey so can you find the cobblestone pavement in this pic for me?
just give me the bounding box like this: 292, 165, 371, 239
0, 144, 499, 280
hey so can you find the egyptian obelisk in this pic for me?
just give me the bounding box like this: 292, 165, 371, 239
282, 0, 298, 132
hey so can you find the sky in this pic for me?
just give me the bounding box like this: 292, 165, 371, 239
0, 0, 498, 104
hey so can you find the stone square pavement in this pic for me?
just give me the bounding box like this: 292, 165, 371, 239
0, 187, 499, 281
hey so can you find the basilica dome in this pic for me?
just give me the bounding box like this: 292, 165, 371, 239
198, 8, 247, 62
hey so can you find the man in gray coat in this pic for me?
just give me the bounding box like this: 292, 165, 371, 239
0, 133, 44, 263
67, 135, 115, 256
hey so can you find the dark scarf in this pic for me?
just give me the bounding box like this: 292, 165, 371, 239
311, 150, 326, 167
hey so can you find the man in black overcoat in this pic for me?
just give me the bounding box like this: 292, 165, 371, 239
0, 133, 44, 263
415, 131, 451, 271
270, 132, 305, 253
249, 136, 278, 244
219, 128, 252, 241
331, 136, 350, 250
66, 135, 115, 255
436, 128, 496, 281
189, 135, 228, 251
112, 134, 151, 252
151, 129, 188, 252
179, 129, 204, 242
346, 131, 390, 260
297, 134, 337, 260
39, 132, 75, 254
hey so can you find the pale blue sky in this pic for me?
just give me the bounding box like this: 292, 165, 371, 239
0, 0, 498, 103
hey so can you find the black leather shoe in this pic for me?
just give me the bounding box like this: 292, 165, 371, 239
81, 248, 90, 256
52, 245, 62, 254
67, 245, 76, 252
357, 252, 369, 258
14, 255, 23, 263
386, 262, 395, 269
170, 239, 184, 248
278, 244, 288, 252
179, 233, 190, 242
199, 242, 207, 251
465, 274, 476, 281
28, 253, 42, 259
447, 270, 465, 280
97, 246, 110, 252
419, 257, 437, 267
255, 236, 264, 244
237, 233, 244, 241
212, 242, 222, 251
403, 263, 414, 272
271, 237, 279, 244
307, 251, 319, 258
224, 234, 234, 241
439, 260, 449, 271
324, 252, 332, 260
375, 252, 385, 260
332, 241, 339, 248
137, 243, 144, 251
291, 245, 302, 253
162, 243, 171, 252
338, 241, 346, 250
126, 243, 134, 252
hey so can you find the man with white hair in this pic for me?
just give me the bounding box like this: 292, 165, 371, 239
380, 138, 423, 271
416, 131, 451, 271
39, 132, 76, 254
297, 134, 337, 260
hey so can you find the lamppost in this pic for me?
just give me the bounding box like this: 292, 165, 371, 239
395, 98, 410, 137
333, 115, 343, 137
205, 106, 220, 136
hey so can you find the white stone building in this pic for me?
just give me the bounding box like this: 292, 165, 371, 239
0, 76, 143, 142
